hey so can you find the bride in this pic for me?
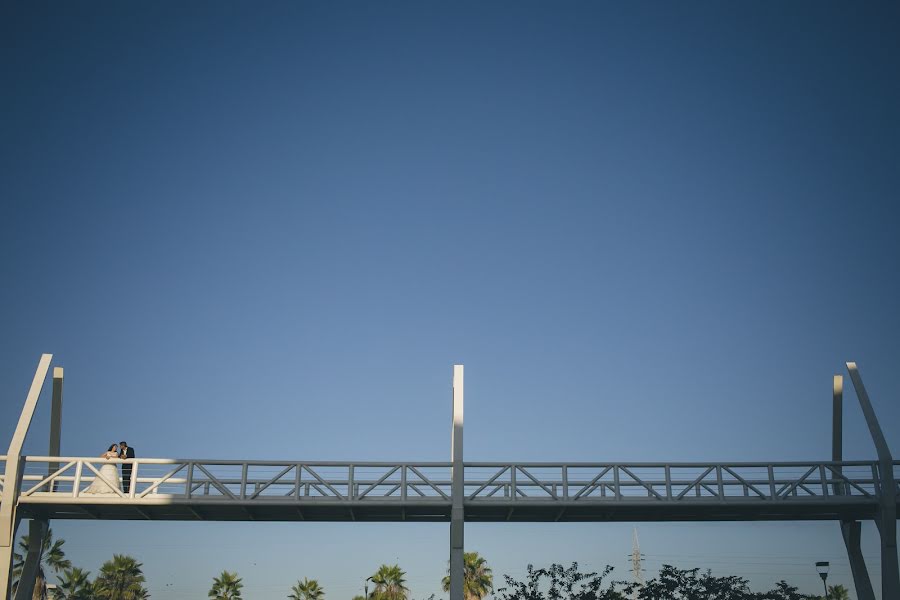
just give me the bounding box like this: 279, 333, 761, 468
82, 444, 122, 495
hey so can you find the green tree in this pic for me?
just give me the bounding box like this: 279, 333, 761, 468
442, 552, 494, 600
13, 528, 72, 600
826, 585, 850, 600
52, 567, 93, 600
209, 571, 243, 600
289, 578, 325, 600
756, 580, 818, 600
498, 562, 623, 600
369, 565, 409, 600
630, 565, 749, 599
498, 563, 822, 600
93, 555, 149, 600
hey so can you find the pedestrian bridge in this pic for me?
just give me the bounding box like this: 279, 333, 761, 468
6, 455, 899, 523
1, 356, 898, 600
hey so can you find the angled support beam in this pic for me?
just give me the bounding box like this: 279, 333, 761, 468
846, 362, 899, 600
841, 520, 876, 600
449, 365, 464, 600
833, 374, 875, 600
12, 519, 47, 600
1, 354, 52, 600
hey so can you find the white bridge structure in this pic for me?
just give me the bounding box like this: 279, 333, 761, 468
1, 356, 898, 600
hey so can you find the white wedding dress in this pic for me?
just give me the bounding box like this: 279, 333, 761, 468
82, 453, 122, 495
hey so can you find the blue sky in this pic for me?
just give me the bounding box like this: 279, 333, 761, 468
2, 1, 899, 598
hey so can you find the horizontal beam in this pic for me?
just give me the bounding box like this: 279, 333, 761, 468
18, 456, 890, 468
14, 498, 885, 523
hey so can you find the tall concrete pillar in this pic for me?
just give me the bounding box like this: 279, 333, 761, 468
450, 365, 464, 600
48, 368, 64, 484
846, 362, 899, 600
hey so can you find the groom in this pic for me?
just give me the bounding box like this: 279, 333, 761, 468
119, 441, 136, 493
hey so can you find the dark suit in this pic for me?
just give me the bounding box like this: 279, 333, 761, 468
120, 446, 136, 493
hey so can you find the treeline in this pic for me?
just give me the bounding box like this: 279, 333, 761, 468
13, 530, 849, 600
495, 562, 849, 600
12, 529, 147, 600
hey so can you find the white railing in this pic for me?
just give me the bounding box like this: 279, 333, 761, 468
13, 457, 888, 505
18, 457, 452, 502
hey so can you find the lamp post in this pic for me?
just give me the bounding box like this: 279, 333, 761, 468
816, 561, 830, 599
364, 576, 373, 600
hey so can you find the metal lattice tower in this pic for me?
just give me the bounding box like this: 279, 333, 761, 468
630, 527, 644, 598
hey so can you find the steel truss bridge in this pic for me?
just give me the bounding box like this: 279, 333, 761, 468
1, 357, 898, 600
6, 457, 899, 523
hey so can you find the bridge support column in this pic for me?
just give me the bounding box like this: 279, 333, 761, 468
13, 519, 47, 600
450, 365, 464, 600
846, 363, 899, 600
840, 521, 875, 600
832, 375, 876, 600
48, 368, 64, 489
1, 355, 52, 600
12, 367, 64, 600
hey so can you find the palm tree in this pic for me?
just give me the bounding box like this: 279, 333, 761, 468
827, 585, 851, 600
12, 528, 71, 600
52, 568, 92, 600
441, 552, 493, 600
209, 571, 243, 600
288, 578, 325, 600
93, 555, 148, 600
369, 564, 408, 600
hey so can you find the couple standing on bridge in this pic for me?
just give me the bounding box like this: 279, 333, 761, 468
82, 441, 136, 495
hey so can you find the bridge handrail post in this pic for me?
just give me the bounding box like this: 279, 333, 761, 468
613, 466, 621, 500
185, 462, 194, 499
73, 461, 82, 498
348, 465, 355, 500
715, 466, 724, 499
819, 465, 829, 498
129, 462, 138, 499
664, 465, 672, 500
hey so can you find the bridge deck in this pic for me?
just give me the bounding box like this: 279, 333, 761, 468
4, 456, 898, 523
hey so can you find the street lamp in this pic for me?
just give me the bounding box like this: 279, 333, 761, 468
815, 561, 829, 599
364, 576, 374, 599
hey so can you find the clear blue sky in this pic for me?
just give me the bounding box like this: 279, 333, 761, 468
2, 2, 899, 598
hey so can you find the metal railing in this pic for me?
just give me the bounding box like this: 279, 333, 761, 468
17, 457, 452, 502
464, 462, 883, 502
9, 457, 895, 506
